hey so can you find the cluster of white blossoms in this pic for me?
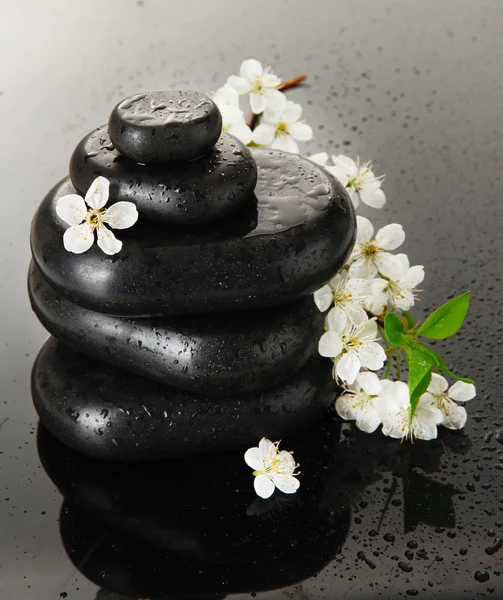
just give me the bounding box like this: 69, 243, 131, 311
212, 59, 313, 153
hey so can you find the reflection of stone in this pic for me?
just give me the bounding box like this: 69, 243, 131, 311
32, 339, 335, 460
37, 413, 350, 599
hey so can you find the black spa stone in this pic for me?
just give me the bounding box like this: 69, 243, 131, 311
31, 149, 356, 317
29, 262, 324, 396
32, 338, 336, 461
70, 127, 257, 225
108, 91, 222, 163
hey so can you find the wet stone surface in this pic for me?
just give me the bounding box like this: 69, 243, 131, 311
108, 90, 222, 163
31, 150, 355, 316
70, 126, 257, 225
29, 262, 324, 396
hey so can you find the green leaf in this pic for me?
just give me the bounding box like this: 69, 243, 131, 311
384, 312, 405, 346
417, 292, 470, 340
406, 345, 433, 415
402, 310, 416, 329
413, 344, 474, 384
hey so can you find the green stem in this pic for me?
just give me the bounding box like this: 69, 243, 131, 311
383, 355, 392, 380
395, 350, 401, 380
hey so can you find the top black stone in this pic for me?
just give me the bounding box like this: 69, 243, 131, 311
108, 90, 223, 163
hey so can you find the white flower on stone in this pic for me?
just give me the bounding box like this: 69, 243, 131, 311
251, 96, 313, 154
420, 373, 476, 430
56, 176, 138, 255
366, 254, 425, 316
314, 273, 370, 331
318, 316, 386, 385
336, 372, 385, 433
227, 58, 284, 114
378, 383, 443, 441
244, 438, 300, 499
348, 216, 405, 280
211, 84, 252, 145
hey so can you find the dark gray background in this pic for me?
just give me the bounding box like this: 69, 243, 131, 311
1, 0, 502, 598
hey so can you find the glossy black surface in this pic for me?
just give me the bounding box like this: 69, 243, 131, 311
3, 1, 503, 598
29, 262, 324, 395
31, 150, 355, 316
108, 90, 222, 163
32, 338, 335, 460
70, 127, 257, 225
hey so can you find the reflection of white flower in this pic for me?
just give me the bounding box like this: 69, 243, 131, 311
348, 216, 405, 280
318, 317, 386, 385
56, 177, 138, 255
251, 96, 313, 154
244, 438, 300, 499
211, 84, 252, 145
336, 372, 384, 433
366, 254, 425, 315
314, 273, 370, 331
227, 58, 284, 114
421, 373, 476, 430
378, 385, 443, 441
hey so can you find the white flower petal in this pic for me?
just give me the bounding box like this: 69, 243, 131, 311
345, 278, 372, 297
357, 371, 381, 396
355, 405, 381, 433
251, 123, 275, 146
335, 392, 360, 421
63, 223, 95, 254
96, 225, 122, 255
249, 92, 267, 115
336, 351, 361, 385
395, 253, 410, 273
261, 72, 281, 88
263, 88, 286, 111
309, 152, 328, 166
313, 285, 333, 312
103, 202, 138, 230
356, 216, 374, 244
254, 474, 275, 499
448, 381, 476, 402
394, 290, 415, 311
56, 194, 88, 226
345, 301, 368, 325
360, 186, 386, 209
258, 437, 276, 459
244, 447, 264, 471
349, 257, 378, 280
277, 450, 296, 475
271, 134, 299, 154
282, 101, 302, 124
272, 473, 300, 494
213, 83, 240, 107
442, 402, 468, 430
358, 342, 386, 371
240, 58, 263, 81
382, 414, 409, 439
346, 188, 360, 209
289, 121, 313, 142
375, 223, 405, 251
428, 373, 449, 394
326, 305, 347, 332
227, 75, 251, 95
219, 104, 244, 127
228, 121, 253, 145
318, 331, 343, 358
84, 176, 109, 210
402, 265, 425, 288
332, 155, 357, 173
375, 252, 403, 279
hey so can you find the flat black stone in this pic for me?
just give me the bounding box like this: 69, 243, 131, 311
70, 127, 257, 225
29, 262, 324, 396
31, 149, 356, 317
37, 418, 349, 598
32, 338, 336, 461
108, 91, 222, 163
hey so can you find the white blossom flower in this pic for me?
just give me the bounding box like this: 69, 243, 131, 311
56, 177, 138, 255
309, 152, 329, 166
318, 316, 386, 385
336, 372, 384, 433
211, 84, 252, 145
420, 373, 476, 430
251, 97, 313, 154
244, 438, 300, 499
378, 383, 443, 441
366, 254, 425, 316
227, 58, 284, 114
348, 216, 405, 280
314, 273, 370, 331
329, 155, 385, 209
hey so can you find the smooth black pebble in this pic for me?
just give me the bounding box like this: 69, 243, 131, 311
69, 127, 257, 225
31, 149, 356, 317
32, 338, 336, 461
29, 262, 324, 396
108, 90, 222, 163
